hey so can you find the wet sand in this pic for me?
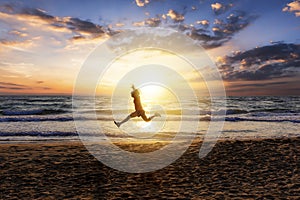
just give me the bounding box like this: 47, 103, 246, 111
0, 137, 299, 199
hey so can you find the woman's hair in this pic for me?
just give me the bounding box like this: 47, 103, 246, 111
131, 89, 139, 97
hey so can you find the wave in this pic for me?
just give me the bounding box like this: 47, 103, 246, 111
0, 116, 74, 122
25, 98, 71, 103
249, 108, 299, 114
93, 109, 250, 116
0, 114, 299, 123
212, 109, 249, 115
0, 131, 78, 137
0, 116, 113, 122
3, 107, 297, 117
225, 117, 300, 123
1, 109, 69, 116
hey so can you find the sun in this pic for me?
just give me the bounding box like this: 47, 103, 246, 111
139, 85, 165, 100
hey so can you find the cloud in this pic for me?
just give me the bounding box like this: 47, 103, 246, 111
225, 79, 300, 95
211, 2, 233, 15
196, 20, 210, 27
9, 30, 28, 37
217, 43, 300, 81
0, 39, 34, 52
189, 11, 257, 49
0, 3, 109, 41
0, 82, 30, 90
0, 81, 52, 91
283, 0, 300, 17
145, 17, 161, 27
64, 17, 106, 35
132, 21, 145, 27
225, 61, 300, 81
215, 11, 256, 35
229, 81, 291, 88
129, 7, 256, 49
115, 23, 125, 27
70, 35, 86, 41
0, 82, 26, 87
211, 3, 222, 12
167, 9, 184, 22
0, 3, 257, 51
133, 17, 161, 27
40, 86, 52, 90
135, 0, 150, 7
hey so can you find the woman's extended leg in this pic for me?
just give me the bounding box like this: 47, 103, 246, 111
114, 115, 130, 127
114, 111, 138, 127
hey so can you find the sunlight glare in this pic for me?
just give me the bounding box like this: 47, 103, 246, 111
140, 85, 165, 101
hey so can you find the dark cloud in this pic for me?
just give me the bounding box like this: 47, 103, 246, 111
70, 35, 86, 41
129, 8, 257, 49
0, 3, 13, 12
0, 3, 108, 39
20, 7, 55, 22
218, 43, 300, 81
229, 81, 291, 88
0, 81, 52, 91
131, 0, 256, 49
0, 82, 26, 87
64, 17, 105, 35
0, 86, 26, 90
226, 61, 300, 81
225, 79, 300, 96
189, 27, 228, 49
224, 43, 299, 67
172, 10, 258, 49
1, 3, 258, 49
0, 82, 30, 90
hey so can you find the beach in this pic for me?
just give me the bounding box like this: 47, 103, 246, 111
0, 95, 299, 199
1, 137, 299, 199
1, 0, 300, 199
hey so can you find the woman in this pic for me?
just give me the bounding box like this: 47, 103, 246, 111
114, 85, 161, 128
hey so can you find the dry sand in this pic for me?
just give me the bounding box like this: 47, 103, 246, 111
0, 137, 299, 199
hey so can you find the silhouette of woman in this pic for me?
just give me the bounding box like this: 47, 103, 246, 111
114, 85, 161, 128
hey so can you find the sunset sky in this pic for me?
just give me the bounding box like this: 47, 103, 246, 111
0, 0, 299, 96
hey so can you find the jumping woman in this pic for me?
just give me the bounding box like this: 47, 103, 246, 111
114, 85, 161, 128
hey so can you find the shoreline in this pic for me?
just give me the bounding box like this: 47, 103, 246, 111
0, 133, 298, 144
1, 136, 299, 199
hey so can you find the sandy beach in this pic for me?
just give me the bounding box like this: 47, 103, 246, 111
0, 137, 299, 199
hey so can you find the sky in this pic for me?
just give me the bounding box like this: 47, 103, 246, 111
0, 0, 299, 96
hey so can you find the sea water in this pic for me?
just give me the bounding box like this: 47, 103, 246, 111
0, 95, 299, 143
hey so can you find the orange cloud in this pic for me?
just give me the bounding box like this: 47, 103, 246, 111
211, 2, 233, 15
132, 21, 145, 27
167, 9, 184, 22
115, 23, 125, 27
196, 20, 209, 26
135, 0, 150, 7
283, 1, 300, 17
211, 3, 222, 11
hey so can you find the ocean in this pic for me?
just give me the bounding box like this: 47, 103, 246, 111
0, 95, 299, 143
